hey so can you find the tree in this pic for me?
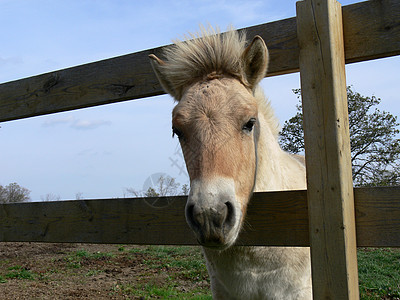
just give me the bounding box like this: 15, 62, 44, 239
279, 87, 400, 187
0, 183, 31, 203
125, 175, 189, 197
181, 184, 189, 195
41, 193, 61, 202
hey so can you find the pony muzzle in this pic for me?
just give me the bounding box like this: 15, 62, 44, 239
185, 179, 241, 249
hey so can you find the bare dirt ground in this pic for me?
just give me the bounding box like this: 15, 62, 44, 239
0, 242, 210, 299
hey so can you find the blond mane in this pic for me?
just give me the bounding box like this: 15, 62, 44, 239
160, 26, 280, 136
159, 27, 247, 98
254, 85, 281, 137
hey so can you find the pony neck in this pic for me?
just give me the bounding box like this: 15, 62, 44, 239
253, 87, 307, 192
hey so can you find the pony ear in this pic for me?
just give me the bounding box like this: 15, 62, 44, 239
242, 36, 269, 90
149, 54, 178, 99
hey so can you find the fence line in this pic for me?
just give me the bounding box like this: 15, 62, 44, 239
1, 187, 399, 247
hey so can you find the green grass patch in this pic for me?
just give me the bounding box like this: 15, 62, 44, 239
64, 258, 81, 269
119, 246, 211, 298
64, 249, 114, 269
74, 249, 114, 260
358, 248, 400, 299
85, 269, 103, 277
5, 266, 35, 280
130, 246, 209, 281
113, 282, 212, 299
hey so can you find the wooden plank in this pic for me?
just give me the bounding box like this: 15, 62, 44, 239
1, 0, 399, 122
343, 0, 400, 64
0, 47, 165, 123
1, 188, 400, 246
0, 196, 195, 245
297, 0, 359, 299
354, 186, 400, 247
240, 190, 309, 246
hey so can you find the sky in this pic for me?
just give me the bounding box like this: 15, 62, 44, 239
1, 0, 399, 201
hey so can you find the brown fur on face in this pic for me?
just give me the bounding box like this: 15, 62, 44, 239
172, 77, 258, 212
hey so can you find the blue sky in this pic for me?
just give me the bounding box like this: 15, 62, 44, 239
1, 0, 398, 201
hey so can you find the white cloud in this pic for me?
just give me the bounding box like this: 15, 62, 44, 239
0, 56, 23, 66
42, 116, 75, 127
70, 119, 111, 130
42, 116, 111, 130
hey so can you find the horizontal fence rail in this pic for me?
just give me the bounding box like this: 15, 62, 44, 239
0, 0, 399, 123
1, 187, 399, 247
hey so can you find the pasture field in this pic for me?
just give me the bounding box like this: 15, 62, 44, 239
0, 243, 398, 299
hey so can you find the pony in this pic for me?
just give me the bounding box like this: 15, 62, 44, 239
149, 27, 312, 299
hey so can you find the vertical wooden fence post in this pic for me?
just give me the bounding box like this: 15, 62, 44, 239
296, 0, 359, 299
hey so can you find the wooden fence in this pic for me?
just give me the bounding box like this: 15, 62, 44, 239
0, 0, 399, 299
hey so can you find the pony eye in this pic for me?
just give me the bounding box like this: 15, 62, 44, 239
172, 126, 183, 139
242, 118, 256, 133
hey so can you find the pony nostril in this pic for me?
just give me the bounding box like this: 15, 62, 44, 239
187, 202, 235, 228
186, 204, 203, 230
225, 201, 235, 226
185, 200, 236, 245
186, 204, 195, 223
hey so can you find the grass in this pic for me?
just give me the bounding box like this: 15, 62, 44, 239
59, 245, 210, 298
358, 248, 400, 299
64, 249, 114, 269
135, 246, 209, 275
74, 249, 114, 260
113, 281, 212, 299
133, 245, 209, 281
121, 245, 211, 298
5, 265, 35, 280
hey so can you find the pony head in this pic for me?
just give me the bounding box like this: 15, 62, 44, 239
150, 27, 269, 249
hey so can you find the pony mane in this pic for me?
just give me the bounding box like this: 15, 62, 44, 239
254, 86, 281, 137
160, 26, 248, 98
161, 26, 280, 136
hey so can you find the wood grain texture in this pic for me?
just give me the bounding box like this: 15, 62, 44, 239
0, 196, 194, 245
0, 0, 399, 122
354, 187, 400, 247
343, 0, 400, 64
0, 47, 165, 123
1, 188, 399, 247
297, 0, 359, 298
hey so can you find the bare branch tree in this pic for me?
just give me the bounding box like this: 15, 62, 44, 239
0, 183, 31, 203
125, 175, 188, 197
41, 193, 61, 202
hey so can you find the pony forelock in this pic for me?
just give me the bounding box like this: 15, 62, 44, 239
159, 26, 248, 99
